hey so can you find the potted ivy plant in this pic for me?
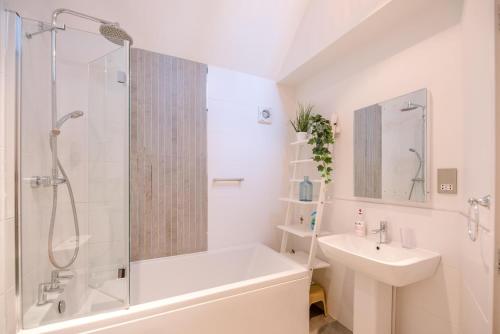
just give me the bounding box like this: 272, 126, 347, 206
290, 103, 313, 141
308, 114, 335, 183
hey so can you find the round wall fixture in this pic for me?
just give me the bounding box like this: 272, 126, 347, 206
258, 106, 272, 124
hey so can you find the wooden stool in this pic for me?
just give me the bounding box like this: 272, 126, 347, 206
309, 283, 327, 316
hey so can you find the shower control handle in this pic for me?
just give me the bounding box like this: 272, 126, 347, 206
51, 270, 74, 284
25, 176, 66, 188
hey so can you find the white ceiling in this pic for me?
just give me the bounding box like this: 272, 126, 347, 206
8, 0, 310, 79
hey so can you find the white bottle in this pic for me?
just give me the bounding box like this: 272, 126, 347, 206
354, 209, 366, 237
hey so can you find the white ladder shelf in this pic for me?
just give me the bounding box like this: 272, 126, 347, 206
279, 121, 337, 276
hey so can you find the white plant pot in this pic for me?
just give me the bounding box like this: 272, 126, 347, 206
296, 132, 308, 141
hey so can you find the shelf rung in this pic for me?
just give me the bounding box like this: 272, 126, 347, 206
283, 250, 330, 270
278, 197, 331, 205
277, 224, 331, 238
279, 197, 330, 205
290, 159, 314, 164
279, 198, 319, 205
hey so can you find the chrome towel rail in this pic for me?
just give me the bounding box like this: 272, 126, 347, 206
466, 194, 490, 242
212, 178, 244, 182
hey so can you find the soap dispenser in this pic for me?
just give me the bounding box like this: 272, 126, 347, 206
354, 209, 366, 237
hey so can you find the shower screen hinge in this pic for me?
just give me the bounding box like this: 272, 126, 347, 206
117, 71, 127, 84
118, 267, 127, 279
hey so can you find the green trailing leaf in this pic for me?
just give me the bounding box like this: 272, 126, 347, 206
290, 103, 313, 133
307, 113, 335, 183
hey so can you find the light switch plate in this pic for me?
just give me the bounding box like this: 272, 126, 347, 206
437, 168, 457, 194
258, 107, 272, 124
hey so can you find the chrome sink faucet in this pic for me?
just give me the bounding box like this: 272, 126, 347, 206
372, 221, 388, 247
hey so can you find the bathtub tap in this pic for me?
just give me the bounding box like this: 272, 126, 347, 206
37, 282, 63, 306
37, 270, 73, 305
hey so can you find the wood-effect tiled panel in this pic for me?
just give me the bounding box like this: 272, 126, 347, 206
130, 48, 207, 261
353, 104, 382, 199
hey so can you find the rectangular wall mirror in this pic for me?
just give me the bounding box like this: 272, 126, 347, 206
353, 88, 428, 203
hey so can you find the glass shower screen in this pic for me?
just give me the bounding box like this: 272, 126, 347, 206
15, 15, 130, 329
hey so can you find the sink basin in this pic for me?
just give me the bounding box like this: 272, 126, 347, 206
318, 233, 441, 287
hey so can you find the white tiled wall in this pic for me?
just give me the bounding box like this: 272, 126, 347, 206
0, 5, 18, 334
18, 18, 91, 325
207, 66, 294, 250
0, 14, 129, 330
20, 19, 129, 328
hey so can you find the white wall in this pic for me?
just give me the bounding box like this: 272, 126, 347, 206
279, 0, 388, 79
207, 66, 293, 250
0, 5, 18, 334
496, 0, 500, 330
6, 0, 309, 80
289, 0, 496, 333
459, 1, 496, 333
294, 25, 465, 332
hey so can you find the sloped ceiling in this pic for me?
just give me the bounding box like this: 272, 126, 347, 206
8, 0, 310, 79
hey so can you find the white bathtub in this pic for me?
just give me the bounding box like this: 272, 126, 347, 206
23, 244, 310, 334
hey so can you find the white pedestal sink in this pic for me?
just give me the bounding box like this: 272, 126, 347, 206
318, 234, 440, 334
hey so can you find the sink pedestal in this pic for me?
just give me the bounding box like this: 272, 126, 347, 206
318, 234, 441, 334
353, 273, 393, 334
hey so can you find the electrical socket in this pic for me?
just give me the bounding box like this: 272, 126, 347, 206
440, 184, 453, 192
437, 168, 457, 194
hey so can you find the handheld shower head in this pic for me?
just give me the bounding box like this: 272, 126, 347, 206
56, 110, 84, 128
409, 148, 422, 163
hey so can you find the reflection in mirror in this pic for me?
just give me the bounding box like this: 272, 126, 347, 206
354, 89, 427, 202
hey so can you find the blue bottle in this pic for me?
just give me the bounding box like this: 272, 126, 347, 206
299, 176, 313, 201
310, 211, 317, 231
